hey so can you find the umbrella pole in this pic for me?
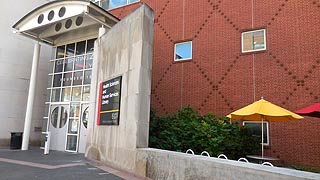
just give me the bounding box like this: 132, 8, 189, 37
261, 116, 264, 158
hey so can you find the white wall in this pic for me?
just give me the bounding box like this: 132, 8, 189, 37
0, 0, 53, 146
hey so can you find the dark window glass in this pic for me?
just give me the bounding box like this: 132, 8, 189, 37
74, 55, 85, 70
73, 72, 83, 86
60, 107, 68, 128
56, 45, 65, 59
244, 122, 268, 144
64, 57, 74, 72
86, 39, 95, 54
82, 107, 89, 128
54, 59, 63, 73
66, 43, 75, 57
65, 19, 72, 29
76, 41, 86, 55
53, 74, 62, 87
84, 70, 92, 84
63, 73, 72, 86
85, 54, 93, 69
51, 107, 59, 128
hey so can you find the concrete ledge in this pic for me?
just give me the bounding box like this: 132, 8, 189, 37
137, 148, 320, 180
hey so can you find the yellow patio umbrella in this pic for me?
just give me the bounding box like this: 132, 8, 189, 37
227, 98, 303, 157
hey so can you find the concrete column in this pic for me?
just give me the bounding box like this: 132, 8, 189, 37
21, 42, 41, 150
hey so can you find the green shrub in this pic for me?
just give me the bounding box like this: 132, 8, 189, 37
149, 106, 260, 160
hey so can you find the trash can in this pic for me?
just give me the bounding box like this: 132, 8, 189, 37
10, 132, 23, 149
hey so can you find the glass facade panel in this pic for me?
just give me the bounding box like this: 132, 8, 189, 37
51, 88, 61, 102
73, 72, 83, 86
72, 87, 82, 101
63, 73, 72, 86
76, 41, 86, 55
85, 54, 93, 69
60, 107, 68, 128
82, 86, 90, 101
61, 87, 71, 102
56, 45, 65, 59
84, 70, 91, 84
53, 74, 62, 87
64, 57, 74, 72
66, 43, 75, 57
74, 55, 85, 70
70, 104, 80, 118
86, 39, 95, 53
68, 119, 79, 134
54, 59, 63, 73
66, 135, 77, 151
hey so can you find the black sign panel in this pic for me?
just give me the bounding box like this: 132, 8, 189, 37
98, 76, 122, 125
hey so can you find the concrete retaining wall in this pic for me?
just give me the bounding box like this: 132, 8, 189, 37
137, 148, 320, 180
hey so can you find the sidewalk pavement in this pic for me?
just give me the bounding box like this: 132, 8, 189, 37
0, 147, 148, 180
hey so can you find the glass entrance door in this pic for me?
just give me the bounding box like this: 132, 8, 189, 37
49, 104, 69, 151
66, 103, 80, 152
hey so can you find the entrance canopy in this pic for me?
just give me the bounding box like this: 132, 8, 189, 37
12, 0, 119, 46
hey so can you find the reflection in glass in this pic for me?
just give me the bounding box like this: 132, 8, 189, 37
72, 87, 82, 101
56, 45, 65, 59
175, 41, 192, 60
76, 41, 86, 55
66, 43, 75, 57
82, 107, 89, 128
61, 87, 71, 102
70, 104, 80, 117
84, 70, 91, 84
85, 54, 93, 69
73, 72, 83, 85
53, 74, 62, 87
64, 57, 74, 72
244, 122, 268, 144
86, 39, 95, 53
51, 107, 59, 128
82, 86, 90, 101
60, 107, 68, 128
63, 73, 72, 86
242, 29, 266, 52
66, 135, 77, 151
74, 55, 85, 70
51, 88, 61, 102
54, 59, 63, 73
68, 119, 79, 134
109, 0, 126, 9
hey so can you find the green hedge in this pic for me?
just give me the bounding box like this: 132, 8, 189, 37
149, 106, 260, 160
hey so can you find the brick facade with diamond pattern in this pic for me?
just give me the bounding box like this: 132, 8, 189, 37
109, 0, 320, 169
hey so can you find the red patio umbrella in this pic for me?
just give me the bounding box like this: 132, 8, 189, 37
295, 102, 320, 118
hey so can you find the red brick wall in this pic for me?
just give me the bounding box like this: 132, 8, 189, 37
109, 0, 320, 169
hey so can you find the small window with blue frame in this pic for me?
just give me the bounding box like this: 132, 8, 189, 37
174, 41, 192, 61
